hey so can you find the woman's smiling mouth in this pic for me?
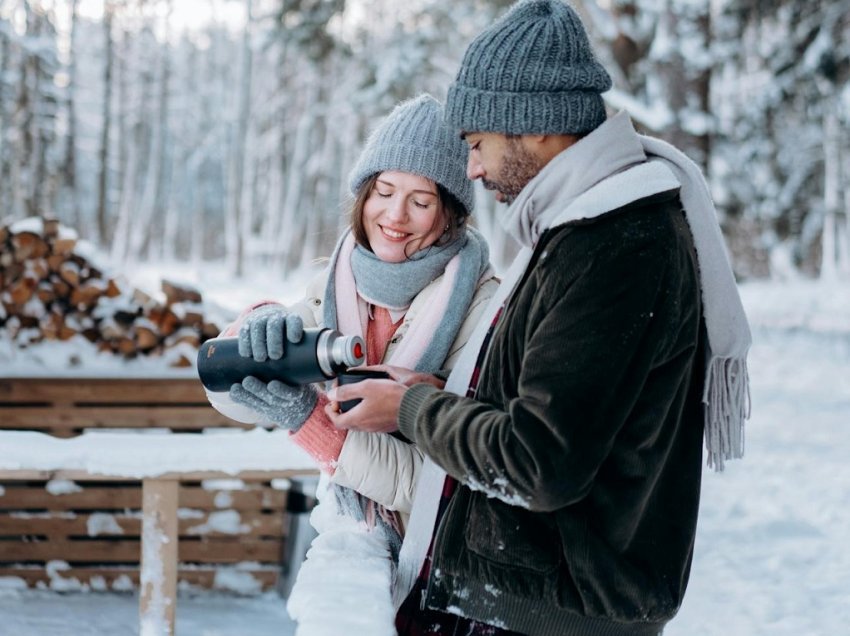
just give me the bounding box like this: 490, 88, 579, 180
380, 225, 411, 240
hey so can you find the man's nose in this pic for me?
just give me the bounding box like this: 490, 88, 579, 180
467, 154, 484, 180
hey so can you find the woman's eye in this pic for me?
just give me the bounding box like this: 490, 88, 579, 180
412, 200, 430, 209
375, 190, 391, 198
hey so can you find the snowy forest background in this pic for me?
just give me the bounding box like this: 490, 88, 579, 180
2, 3, 850, 634
1, 0, 850, 281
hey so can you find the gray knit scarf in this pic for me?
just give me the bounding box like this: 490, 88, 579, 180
350, 238, 465, 311
500, 111, 751, 469
322, 227, 490, 373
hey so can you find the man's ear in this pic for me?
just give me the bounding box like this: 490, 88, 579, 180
535, 134, 582, 163
518, 134, 549, 159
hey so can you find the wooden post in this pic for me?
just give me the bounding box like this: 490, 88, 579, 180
140, 478, 178, 636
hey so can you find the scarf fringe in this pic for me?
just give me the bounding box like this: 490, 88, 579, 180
332, 483, 403, 562
703, 356, 750, 471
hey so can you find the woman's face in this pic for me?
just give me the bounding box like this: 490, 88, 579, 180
363, 171, 446, 263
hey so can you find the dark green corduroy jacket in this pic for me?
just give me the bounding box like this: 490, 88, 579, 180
399, 190, 706, 636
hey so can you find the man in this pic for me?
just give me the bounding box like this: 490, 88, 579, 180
327, 1, 751, 634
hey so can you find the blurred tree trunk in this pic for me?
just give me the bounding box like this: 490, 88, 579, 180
574, 0, 710, 167
273, 95, 314, 276
31, 6, 58, 218
225, 0, 253, 277
819, 99, 847, 280
16, 2, 36, 217
155, 0, 175, 261
60, 0, 80, 230
96, 2, 114, 244
842, 151, 850, 279
120, 22, 157, 264
131, 16, 172, 261
652, 0, 712, 169
116, 24, 129, 228
110, 24, 134, 263
0, 18, 13, 213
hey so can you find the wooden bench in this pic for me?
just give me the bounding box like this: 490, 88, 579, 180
0, 429, 317, 635
0, 377, 319, 635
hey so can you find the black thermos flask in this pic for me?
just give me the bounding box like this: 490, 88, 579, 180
197, 327, 366, 392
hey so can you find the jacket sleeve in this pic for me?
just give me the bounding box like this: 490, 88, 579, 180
330, 432, 424, 515
398, 233, 676, 513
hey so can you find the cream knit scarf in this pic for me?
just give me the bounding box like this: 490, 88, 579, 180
393, 111, 751, 607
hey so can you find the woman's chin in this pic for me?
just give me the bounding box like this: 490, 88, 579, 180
372, 244, 407, 263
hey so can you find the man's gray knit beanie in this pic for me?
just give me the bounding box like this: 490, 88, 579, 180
349, 94, 474, 215
446, 0, 612, 135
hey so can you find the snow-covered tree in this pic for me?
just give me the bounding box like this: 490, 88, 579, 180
1, 0, 847, 280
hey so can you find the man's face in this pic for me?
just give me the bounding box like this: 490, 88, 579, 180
463, 132, 543, 205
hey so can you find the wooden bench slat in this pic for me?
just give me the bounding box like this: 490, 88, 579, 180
0, 511, 284, 538
0, 538, 283, 563
0, 566, 279, 589
0, 406, 238, 429
0, 485, 288, 511
0, 469, 307, 481
0, 379, 209, 404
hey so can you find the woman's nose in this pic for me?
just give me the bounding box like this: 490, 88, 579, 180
385, 195, 407, 221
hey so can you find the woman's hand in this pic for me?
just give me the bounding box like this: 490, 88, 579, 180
324, 366, 444, 433
324, 378, 407, 433
237, 305, 304, 361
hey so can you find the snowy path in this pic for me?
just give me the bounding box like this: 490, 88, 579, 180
0, 589, 296, 635
1, 284, 849, 635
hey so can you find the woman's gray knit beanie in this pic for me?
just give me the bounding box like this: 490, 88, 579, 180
446, 0, 612, 135
349, 94, 475, 215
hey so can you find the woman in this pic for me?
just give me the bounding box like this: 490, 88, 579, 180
206, 94, 498, 552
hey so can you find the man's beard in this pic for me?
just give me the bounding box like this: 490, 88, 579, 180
482, 137, 543, 205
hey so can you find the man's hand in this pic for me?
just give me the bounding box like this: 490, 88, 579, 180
365, 364, 446, 390
325, 378, 407, 433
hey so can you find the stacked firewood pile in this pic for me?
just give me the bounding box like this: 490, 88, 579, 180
0, 217, 225, 367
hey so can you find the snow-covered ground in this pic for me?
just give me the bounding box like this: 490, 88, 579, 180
669, 281, 850, 636
0, 587, 297, 636
1, 278, 849, 635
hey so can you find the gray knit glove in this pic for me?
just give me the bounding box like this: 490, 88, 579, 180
229, 376, 318, 431
238, 305, 304, 361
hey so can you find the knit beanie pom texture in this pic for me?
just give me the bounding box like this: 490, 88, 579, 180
349, 95, 475, 215
446, 0, 612, 135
